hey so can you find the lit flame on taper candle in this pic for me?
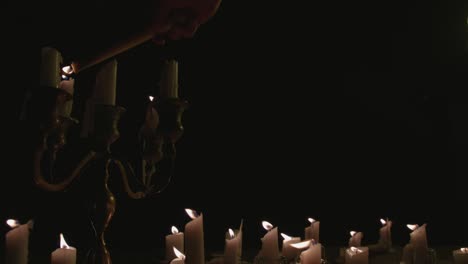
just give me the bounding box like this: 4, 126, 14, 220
407, 224, 419, 231
62, 66, 73, 75
262, 221, 273, 231
308, 218, 316, 223
349, 247, 362, 254
228, 228, 235, 239
460, 248, 468, 253
185, 209, 199, 220
350, 231, 357, 237
6, 219, 20, 228
149, 96, 154, 102
171, 226, 179, 234
281, 233, 293, 241
291, 240, 312, 249
173, 247, 186, 260
60, 233, 71, 249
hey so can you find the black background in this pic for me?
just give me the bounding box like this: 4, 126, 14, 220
2, 0, 468, 260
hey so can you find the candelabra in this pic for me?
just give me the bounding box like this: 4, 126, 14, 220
25, 80, 188, 263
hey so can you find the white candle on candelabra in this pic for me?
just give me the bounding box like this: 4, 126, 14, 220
345, 247, 368, 264
224, 225, 242, 264
57, 65, 75, 117
40, 47, 62, 88
5, 219, 33, 264
259, 221, 280, 262
280, 233, 301, 260
170, 247, 186, 264
51, 233, 76, 264
159, 59, 179, 98
291, 240, 322, 264
143, 96, 159, 134
184, 209, 204, 264
166, 226, 184, 261
349, 231, 363, 247
93, 59, 117, 106
304, 218, 320, 243
453, 248, 468, 264
378, 218, 392, 247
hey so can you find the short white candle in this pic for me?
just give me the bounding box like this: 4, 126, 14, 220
184, 209, 204, 264
40, 47, 62, 88
51, 233, 76, 264
408, 224, 428, 264
378, 218, 392, 247
170, 247, 186, 264
159, 59, 179, 98
224, 226, 242, 264
453, 248, 468, 264
292, 240, 322, 264
345, 247, 368, 264
258, 221, 280, 262
280, 233, 301, 260
5, 219, 33, 264
304, 218, 320, 243
93, 59, 117, 106
166, 226, 184, 261
349, 231, 363, 247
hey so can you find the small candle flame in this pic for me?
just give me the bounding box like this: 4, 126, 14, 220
281, 233, 293, 241
461, 248, 468, 253
171, 226, 179, 234
262, 221, 273, 231
228, 228, 235, 239
350, 231, 357, 237
291, 240, 312, 249
60, 233, 71, 249
185, 209, 199, 220
61, 75, 67, 79
407, 224, 419, 231
380, 219, 387, 225
350, 247, 362, 254
173, 247, 186, 260
308, 218, 316, 223
62, 66, 73, 75
149, 96, 154, 102
6, 219, 20, 228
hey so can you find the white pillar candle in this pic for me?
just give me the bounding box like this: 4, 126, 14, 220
300, 242, 322, 264
40, 47, 62, 88
345, 247, 368, 264
348, 231, 363, 247
159, 59, 179, 98
259, 221, 280, 263
93, 59, 117, 106
280, 233, 301, 260
402, 243, 414, 264
224, 227, 242, 264
304, 218, 320, 243
166, 226, 184, 261
378, 218, 392, 247
5, 219, 33, 264
57, 75, 75, 117
184, 209, 204, 264
51, 233, 76, 264
408, 224, 428, 264
453, 248, 468, 264
171, 247, 186, 264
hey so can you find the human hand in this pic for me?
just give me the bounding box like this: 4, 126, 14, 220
151, 0, 222, 45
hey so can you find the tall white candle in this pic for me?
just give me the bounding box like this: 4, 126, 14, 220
224, 227, 242, 264
259, 221, 280, 263
348, 231, 363, 247
5, 219, 33, 264
280, 233, 301, 261
184, 209, 204, 264
159, 59, 179, 98
51, 233, 76, 264
345, 247, 368, 264
304, 218, 320, 243
408, 224, 428, 264
93, 59, 117, 105
453, 248, 468, 264
166, 226, 184, 261
40, 47, 62, 88
378, 218, 392, 248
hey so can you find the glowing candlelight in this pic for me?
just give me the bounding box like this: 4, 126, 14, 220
166, 226, 184, 261
51, 233, 76, 264
170, 247, 186, 264
349, 231, 363, 247
5, 219, 32, 264
258, 220, 280, 262
305, 217, 320, 243
453, 248, 468, 264
184, 208, 204, 264
280, 233, 301, 260
224, 224, 243, 264
345, 247, 369, 264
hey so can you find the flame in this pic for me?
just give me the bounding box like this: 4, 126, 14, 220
281, 233, 292, 241
291, 240, 312, 249
149, 96, 154, 102
171, 226, 179, 234
350, 231, 357, 237
350, 247, 362, 254
61, 75, 67, 79
228, 228, 235, 239
380, 219, 387, 225
185, 209, 199, 220
308, 218, 316, 223
6, 219, 20, 228
461, 248, 468, 253
407, 224, 418, 231
262, 221, 273, 231
62, 66, 73, 75
60, 233, 71, 249
173, 247, 186, 260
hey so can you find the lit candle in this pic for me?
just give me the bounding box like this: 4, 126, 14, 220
40, 47, 62, 88
348, 231, 363, 247
408, 224, 428, 264
143, 96, 159, 134
304, 218, 320, 243
5, 219, 33, 264
402, 243, 414, 264
224, 226, 242, 264
280, 233, 301, 261
57, 66, 75, 117
159, 59, 179, 98
166, 226, 184, 261
453, 248, 468, 264
93, 59, 117, 106
378, 218, 392, 248
291, 240, 322, 264
184, 209, 204, 264
258, 221, 280, 263
170, 247, 186, 264
345, 247, 368, 264
51, 233, 76, 264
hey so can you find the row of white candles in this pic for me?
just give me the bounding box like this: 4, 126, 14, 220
4, 214, 468, 264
